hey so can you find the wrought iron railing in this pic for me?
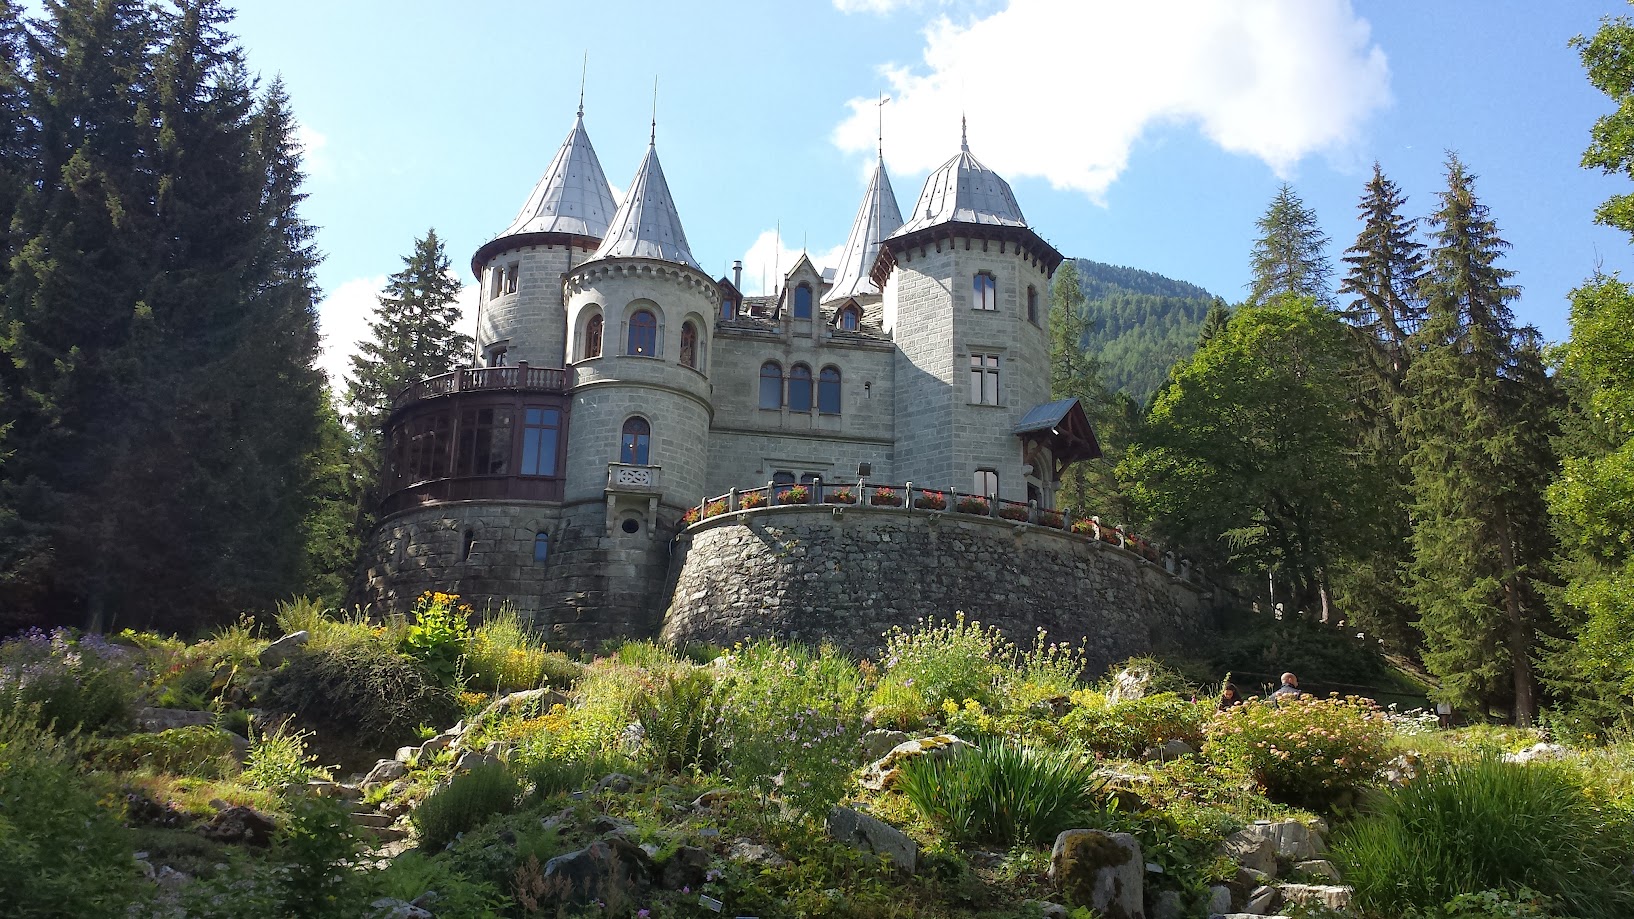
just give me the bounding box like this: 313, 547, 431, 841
390, 362, 569, 412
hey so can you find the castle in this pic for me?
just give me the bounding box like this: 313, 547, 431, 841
360, 103, 1207, 658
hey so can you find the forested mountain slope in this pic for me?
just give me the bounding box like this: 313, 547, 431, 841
1068, 258, 1225, 404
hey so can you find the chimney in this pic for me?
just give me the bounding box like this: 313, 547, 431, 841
732, 260, 743, 290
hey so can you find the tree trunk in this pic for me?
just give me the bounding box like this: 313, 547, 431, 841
1493, 518, 1537, 727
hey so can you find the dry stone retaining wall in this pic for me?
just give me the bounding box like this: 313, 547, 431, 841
660, 506, 1211, 670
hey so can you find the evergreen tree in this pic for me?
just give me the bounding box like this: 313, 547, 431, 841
1048, 261, 1124, 520
345, 229, 469, 439
1402, 154, 1558, 724
1339, 164, 1426, 350
1248, 184, 1333, 307
1195, 302, 1232, 347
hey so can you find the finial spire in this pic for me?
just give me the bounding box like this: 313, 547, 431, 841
650, 76, 658, 145
877, 93, 890, 163
577, 53, 587, 117
960, 113, 968, 152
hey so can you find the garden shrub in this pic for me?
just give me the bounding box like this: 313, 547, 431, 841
399, 591, 473, 686
0, 627, 138, 734
895, 740, 1104, 846
374, 851, 505, 918
1062, 692, 1208, 759
274, 795, 372, 918
869, 613, 1012, 730
91, 725, 239, 779
511, 656, 652, 762
1204, 695, 1391, 810
1335, 756, 1634, 919
0, 707, 142, 916
412, 762, 522, 850
715, 640, 867, 814
263, 642, 458, 750
635, 667, 722, 774
244, 722, 331, 789
464, 607, 582, 694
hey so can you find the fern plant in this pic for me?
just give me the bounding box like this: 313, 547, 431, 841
635, 668, 722, 775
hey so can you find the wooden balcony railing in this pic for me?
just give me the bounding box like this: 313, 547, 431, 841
390, 362, 569, 412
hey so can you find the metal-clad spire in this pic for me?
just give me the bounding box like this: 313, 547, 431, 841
592, 141, 699, 269
894, 127, 1026, 236
498, 112, 617, 240
824, 159, 903, 302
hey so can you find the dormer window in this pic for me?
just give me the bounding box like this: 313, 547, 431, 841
720, 297, 736, 319
839, 305, 859, 331
974, 272, 997, 311
794, 283, 813, 319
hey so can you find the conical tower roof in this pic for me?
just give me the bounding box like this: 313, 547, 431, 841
894, 124, 1027, 237
499, 113, 618, 240
823, 158, 903, 303
592, 142, 699, 270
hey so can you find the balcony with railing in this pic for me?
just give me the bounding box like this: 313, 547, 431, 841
390, 362, 569, 414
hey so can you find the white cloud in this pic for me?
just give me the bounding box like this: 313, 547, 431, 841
295, 121, 331, 178
737, 230, 848, 296
315, 274, 480, 395
833, 0, 1390, 197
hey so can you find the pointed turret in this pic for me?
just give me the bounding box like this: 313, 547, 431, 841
592, 142, 699, 270
823, 158, 903, 303
499, 113, 618, 241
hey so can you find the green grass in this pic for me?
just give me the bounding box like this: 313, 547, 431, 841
896, 741, 1105, 846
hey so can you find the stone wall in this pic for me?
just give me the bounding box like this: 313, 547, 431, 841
660, 506, 1212, 672
361, 501, 564, 616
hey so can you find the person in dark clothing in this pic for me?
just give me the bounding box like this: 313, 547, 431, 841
1218, 682, 1245, 710
1271, 672, 1303, 701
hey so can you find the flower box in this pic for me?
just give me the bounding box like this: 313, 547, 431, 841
1070, 519, 1096, 536
871, 487, 902, 507
1039, 510, 1065, 529
704, 500, 729, 518
681, 507, 700, 525
740, 492, 767, 509
778, 485, 810, 505
998, 506, 1029, 522
956, 497, 990, 515
827, 488, 857, 505
914, 491, 947, 511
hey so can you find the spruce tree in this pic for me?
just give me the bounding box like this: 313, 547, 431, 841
1402, 154, 1558, 724
345, 229, 470, 438
1048, 261, 1125, 521
1248, 184, 1333, 307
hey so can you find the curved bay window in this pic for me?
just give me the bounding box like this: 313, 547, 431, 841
584, 314, 603, 359
793, 283, 813, 319
621, 416, 651, 465
627, 310, 658, 357
759, 361, 783, 409
680, 321, 699, 369
974, 272, 997, 311
520, 407, 561, 477
818, 367, 841, 414
788, 364, 813, 413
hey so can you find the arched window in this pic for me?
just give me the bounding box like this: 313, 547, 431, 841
620, 416, 650, 465
794, 283, 813, 319
973, 272, 997, 311
788, 364, 813, 413
627, 310, 657, 357
680, 321, 699, 369
839, 305, 859, 331
584, 314, 603, 359
759, 361, 783, 409
818, 367, 841, 414
533, 531, 549, 563
1027, 285, 1038, 324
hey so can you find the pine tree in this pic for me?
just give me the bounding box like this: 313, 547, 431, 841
1048, 261, 1124, 520
1195, 301, 1232, 347
345, 230, 469, 438
1248, 184, 1333, 307
1402, 154, 1559, 724
1339, 164, 1426, 349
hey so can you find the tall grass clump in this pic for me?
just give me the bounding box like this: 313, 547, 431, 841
0, 706, 141, 915
895, 740, 1104, 846
244, 723, 331, 789
464, 607, 583, 693
1335, 755, 1634, 919
869, 613, 1013, 729
635, 668, 722, 775
0, 627, 138, 734
412, 763, 522, 850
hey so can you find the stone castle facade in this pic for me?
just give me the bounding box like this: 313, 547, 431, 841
361, 104, 1205, 655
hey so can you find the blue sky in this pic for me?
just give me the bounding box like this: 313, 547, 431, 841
216, 1, 1630, 384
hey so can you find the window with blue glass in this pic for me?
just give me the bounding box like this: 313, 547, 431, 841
533, 531, 549, 563
621, 416, 651, 465
793, 283, 813, 319
788, 364, 813, 412
519, 407, 561, 476
818, 367, 841, 414
973, 272, 997, 310
627, 309, 657, 356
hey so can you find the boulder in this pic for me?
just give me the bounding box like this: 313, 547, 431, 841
135, 707, 213, 733
593, 772, 636, 794
1023, 900, 1069, 919
196, 805, 276, 847
1219, 831, 1277, 877
691, 788, 737, 810
368, 898, 432, 919
726, 838, 788, 868
1276, 883, 1352, 911
452, 750, 499, 773
1244, 884, 1280, 914
1140, 739, 1197, 763
472, 688, 569, 725
1223, 821, 1326, 865
826, 805, 919, 874
258, 630, 308, 668
660, 845, 711, 890
1503, 742, 1570, 764
860, 734, 974, 791
541, 839, 651, 907
1049, 829, 1145, 919
860, 729, 912, 759
394, 745, 419, 764
361, 759, 408, 786
1293, 859, 1340, 882
1151, 889, 1184, 919
1108, 664, 1156, 703
1206, 885, 1233, 914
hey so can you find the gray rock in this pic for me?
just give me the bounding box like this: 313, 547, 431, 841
420, 732, 457, 755
661, 844, 711, 890
350, 812, 394, 829
1023, 900, 1069, 919
859, 734, 974, 791
1245, 884, 1279, 914
590, 813, 637, 836
541, 839, 651, 907
593, 772, 636, 794
1049, 829, 1145, 919
690, 788, 737, 810
394, 745, 419, 764
452, 750, 499, 772
860, 729, 911, 759
224, 730, 250, 763
369, 897, 432, 919
196, 805, 276, 847
826, 805, 919, 874
258, 630, 309, 668
1141, 739, 1197, 763
473, 688, 568, 726
1293, 859, 1340, 881
1224, 821, 1326, 866
1276, 883, 1352, 911
1152, 889, 1183, 919
1503, 742, 1570, 764
1207, 884, 1233, 914
135, 707, 213, 733
362, 759, 408, 785
1220, 831, 1277, 877
727, 838, 788, 867
1108, 664, 1156, 702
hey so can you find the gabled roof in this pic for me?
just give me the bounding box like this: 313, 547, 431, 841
1012, 398, 1082, 434
1013, 397, 1102, 469
592, 143, 700, 270
499, 113, 618, 240
824, 159, 904, 303
894, 128, 1027, 237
